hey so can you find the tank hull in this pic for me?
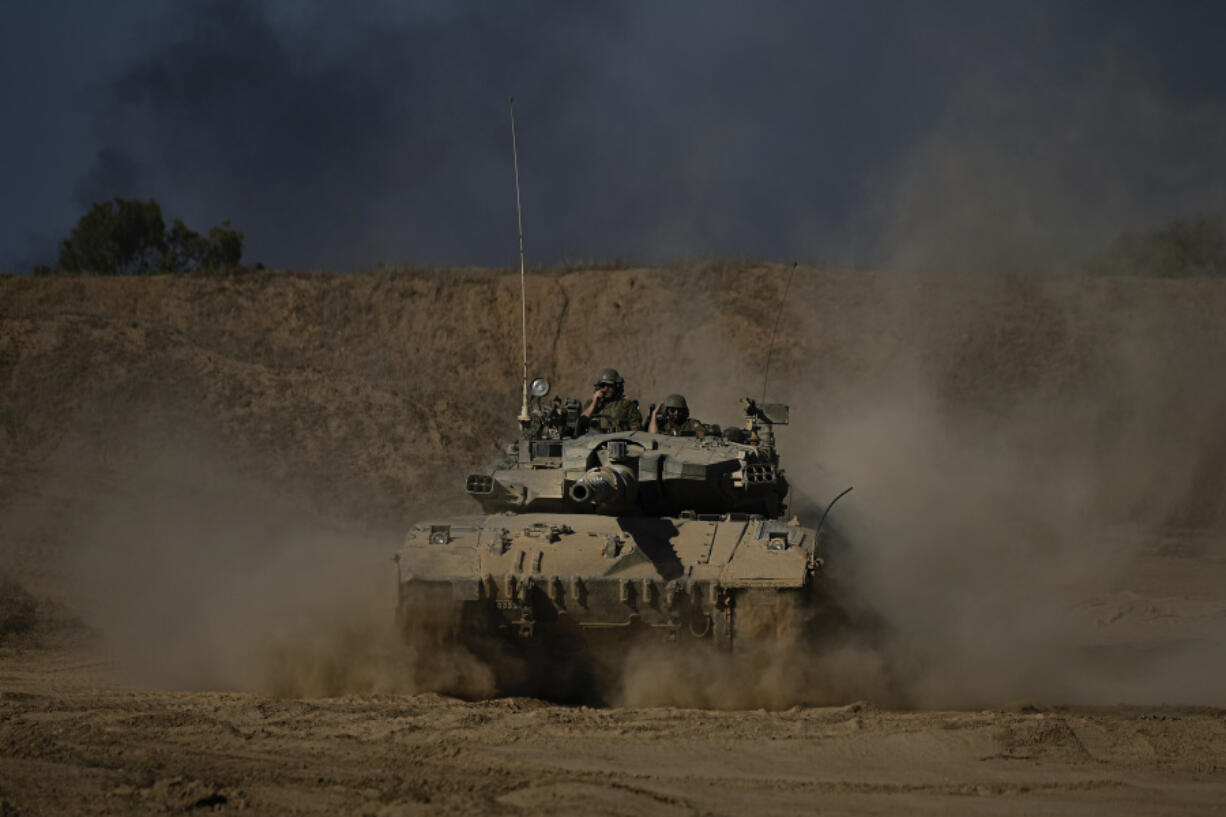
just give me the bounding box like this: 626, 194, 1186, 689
396, 512, 823, 652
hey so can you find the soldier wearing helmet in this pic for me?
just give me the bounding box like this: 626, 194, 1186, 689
648, 393, 708, 436
579, 367, 643, 433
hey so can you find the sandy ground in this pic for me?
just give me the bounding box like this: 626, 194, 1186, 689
2, 649, 1224, 816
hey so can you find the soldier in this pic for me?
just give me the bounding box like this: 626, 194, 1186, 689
648, 393, 708, 436
579, 367, 643, 433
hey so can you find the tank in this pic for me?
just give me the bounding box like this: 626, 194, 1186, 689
394, 380, 840, 698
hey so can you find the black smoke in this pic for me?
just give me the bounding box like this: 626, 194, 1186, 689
20, 1, 1226, 271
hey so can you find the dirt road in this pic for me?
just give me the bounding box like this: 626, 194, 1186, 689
2, 636, 1224, 817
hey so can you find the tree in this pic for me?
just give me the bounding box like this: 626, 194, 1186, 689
46, 198, 244, 275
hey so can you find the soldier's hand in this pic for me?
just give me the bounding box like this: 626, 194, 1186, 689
581, 392, 600, 418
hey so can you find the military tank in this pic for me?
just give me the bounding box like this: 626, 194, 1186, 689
395, 377, 845, 697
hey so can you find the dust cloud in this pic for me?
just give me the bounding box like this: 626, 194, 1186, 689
607, 270, 1226, 711
783, 279, 1226, 709
614, 594, 893, 710
14, 421, 493, 699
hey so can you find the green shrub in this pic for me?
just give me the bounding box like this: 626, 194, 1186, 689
48, 198, 244, 275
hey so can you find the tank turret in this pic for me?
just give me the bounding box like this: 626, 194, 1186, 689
460, 385, 793, 519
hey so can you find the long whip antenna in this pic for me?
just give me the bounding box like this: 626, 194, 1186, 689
509, 97, 530, 424
760, 261, 798, 402
817, 486, 854, 536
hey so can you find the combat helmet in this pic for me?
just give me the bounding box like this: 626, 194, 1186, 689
592, 367, 625, 398
662, 393, 689, 421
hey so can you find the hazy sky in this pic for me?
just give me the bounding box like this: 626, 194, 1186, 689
2, 1, 1224, 273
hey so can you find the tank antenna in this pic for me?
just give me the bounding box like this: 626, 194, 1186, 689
816, 485, 854, 536
509, 96, 530, 424
760, 261, 798, 402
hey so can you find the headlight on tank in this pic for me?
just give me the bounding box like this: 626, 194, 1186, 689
429, 525, 450, 545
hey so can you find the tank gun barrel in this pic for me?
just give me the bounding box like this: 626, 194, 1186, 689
568, 464, 636, 509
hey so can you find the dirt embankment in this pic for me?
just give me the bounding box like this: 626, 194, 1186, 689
3, 264, 1225, 526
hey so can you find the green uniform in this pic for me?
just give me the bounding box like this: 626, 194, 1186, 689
656, 416, 706, 435
584, 398, 643, 433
